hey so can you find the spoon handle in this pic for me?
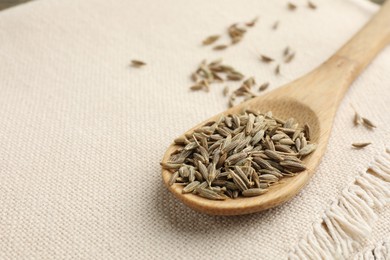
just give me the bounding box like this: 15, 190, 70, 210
290, 1, 390, 115
333, 0, 390, 77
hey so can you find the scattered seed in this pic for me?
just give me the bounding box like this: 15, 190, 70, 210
308, 1, 317, 9
209, 58, 223, 67
284, 52, 295, 63
272, 20, 279, 30
131, 60, 146, 68
190, 73, 198, 82
246, 17, 259, 27
260, 55, 274, 63
212, 72, 224, 82
213, 45, 228, 51
259, 82, 270, 91
189, 60, 244, 96
283, 47, 290, 57
227, 73, 244, 81
362, 117, 376, 129
202, 35, 220, 45
228, 24, 247, 45
190, 84, 205, 91
243, 77, 256, 88
352, 142, 371, 148
275, 64, 280, 75
287, 2, 297, 10
354, 111, 363, 126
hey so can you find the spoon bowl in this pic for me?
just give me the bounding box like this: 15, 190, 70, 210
162, 97, 320, 215
162, 1, 390, 215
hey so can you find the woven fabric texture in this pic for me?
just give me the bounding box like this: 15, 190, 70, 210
0, 0, 389, 259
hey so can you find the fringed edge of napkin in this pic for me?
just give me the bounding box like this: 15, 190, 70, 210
352, 235, 390, 260
287, 148, 390, 260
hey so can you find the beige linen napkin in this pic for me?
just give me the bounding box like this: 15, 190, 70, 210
0, 0, 389, 259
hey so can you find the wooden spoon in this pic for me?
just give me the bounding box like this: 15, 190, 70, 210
161, 1, 390, 215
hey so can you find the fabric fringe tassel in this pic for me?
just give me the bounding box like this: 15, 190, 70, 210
352, 236, 390, 260
288, 149, 390, 260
